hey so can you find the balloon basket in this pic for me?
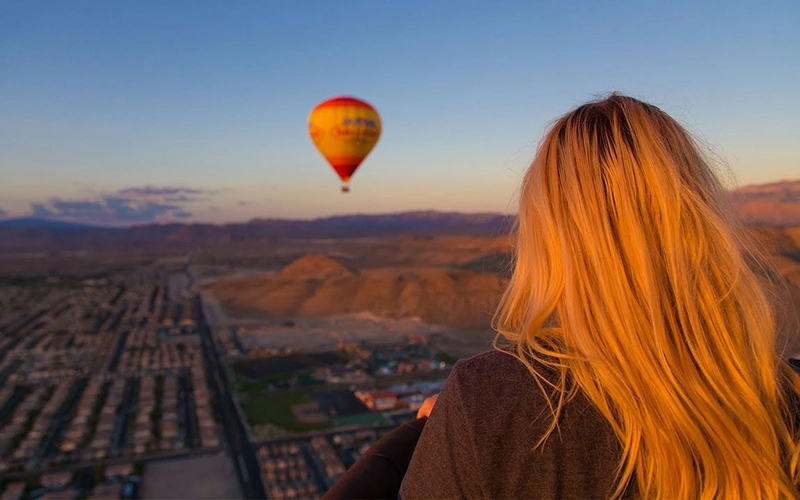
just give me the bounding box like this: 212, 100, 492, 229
341, 185, 350, 193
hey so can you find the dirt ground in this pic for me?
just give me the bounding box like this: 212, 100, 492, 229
202, 282, 495, 361
240, 313, 448, 351
291, 402, 328, 424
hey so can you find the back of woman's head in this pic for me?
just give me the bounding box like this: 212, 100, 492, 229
494, 93, 800, 499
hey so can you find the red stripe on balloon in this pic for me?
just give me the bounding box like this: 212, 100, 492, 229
313, 96, 376, 112
327, 158, 363, 179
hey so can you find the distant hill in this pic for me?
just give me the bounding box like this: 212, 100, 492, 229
0, 218, 107, 230
280, 254, 354, 280
202, 256, 508, 329
0, 211, 514, 252
244, 211, 514, 239
733, 180, 800, 226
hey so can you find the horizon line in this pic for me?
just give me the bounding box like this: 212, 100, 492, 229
0, 209, 518, 229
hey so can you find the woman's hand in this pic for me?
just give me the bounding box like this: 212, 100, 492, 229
416, 394, 439, 419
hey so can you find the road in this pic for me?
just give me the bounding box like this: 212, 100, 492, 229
194, 294, 267, 500
178, 370, 199, 449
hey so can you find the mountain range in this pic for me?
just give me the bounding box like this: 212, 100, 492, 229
1, 180, 798, 252
0, 211, 514, 252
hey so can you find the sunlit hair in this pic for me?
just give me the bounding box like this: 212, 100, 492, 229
493, 93, 800, 499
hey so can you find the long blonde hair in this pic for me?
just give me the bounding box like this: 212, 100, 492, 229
494, 93, 800, 498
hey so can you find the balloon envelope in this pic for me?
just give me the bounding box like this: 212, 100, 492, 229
308, 96, 381, 191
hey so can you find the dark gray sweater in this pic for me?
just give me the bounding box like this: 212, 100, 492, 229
400, 350, 634, 499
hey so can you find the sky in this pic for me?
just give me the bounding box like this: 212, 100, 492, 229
1, 0, 798, 225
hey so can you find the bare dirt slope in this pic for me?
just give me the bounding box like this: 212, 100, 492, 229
202, 254, 507, 329
735, 180, 800, 226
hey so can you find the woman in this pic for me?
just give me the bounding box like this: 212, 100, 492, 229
400, 94, 800, 499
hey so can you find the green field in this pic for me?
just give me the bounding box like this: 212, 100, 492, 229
332, 413, 386, 427
239, 390, 331, 433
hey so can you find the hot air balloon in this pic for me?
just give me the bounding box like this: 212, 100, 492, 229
308, 96, 381, 192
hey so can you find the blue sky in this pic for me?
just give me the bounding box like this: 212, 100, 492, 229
1, 0, 798, 225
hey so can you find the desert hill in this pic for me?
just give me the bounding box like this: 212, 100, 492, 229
734, 180, 800, 227
314, 235, 513, 273
202, 254, 508, 329
279, 254, 354, 280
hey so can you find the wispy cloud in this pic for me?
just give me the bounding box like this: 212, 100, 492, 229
27, 185, 213, 225
31, 203, 58, 218
117, 186, 203, 197
117, 186, 211, 203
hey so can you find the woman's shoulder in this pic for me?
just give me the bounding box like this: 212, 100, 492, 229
413, 349, 622, 499
449, 349, 557, 387
453, 349, 517, 370
443, 349, 560, 413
